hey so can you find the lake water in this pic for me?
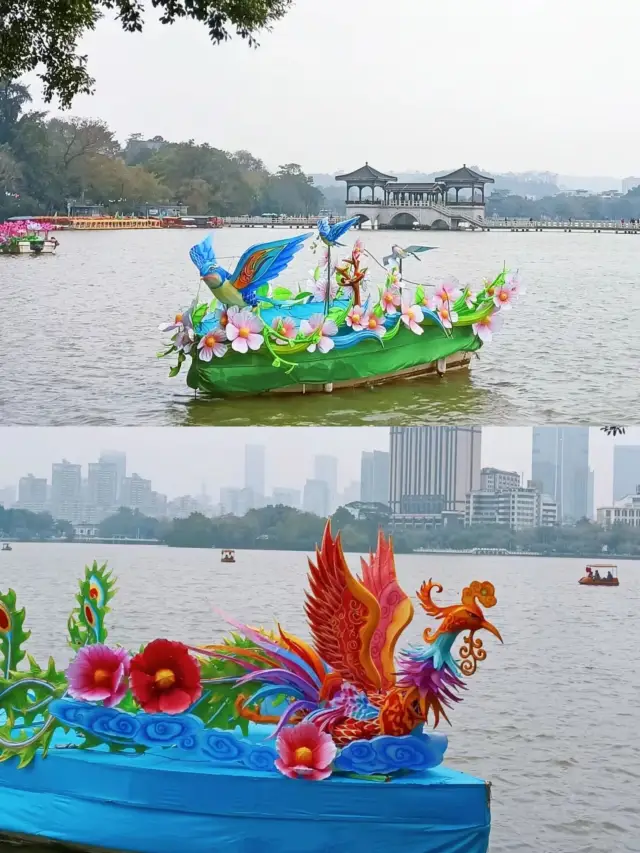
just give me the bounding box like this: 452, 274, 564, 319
0, 543, 638, 852
1, 227, 639, 426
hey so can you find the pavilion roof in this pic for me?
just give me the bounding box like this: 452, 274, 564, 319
435, 165, 495, 184
386, 182, 443, 192
335, 163, 397, 182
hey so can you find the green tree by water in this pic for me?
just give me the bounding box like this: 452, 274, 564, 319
0, 1, 293, 107
0, 79, 325, 220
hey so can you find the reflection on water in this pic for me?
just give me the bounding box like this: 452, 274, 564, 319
179, 366, 526, 426
1, 543, 639, 852
2, 228, 640, 425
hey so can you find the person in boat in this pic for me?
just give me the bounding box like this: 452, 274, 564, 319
606, 570, 613, 581
593, 569, 601, 581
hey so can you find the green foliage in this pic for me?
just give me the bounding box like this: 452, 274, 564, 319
0, 2, 293, 108
98, 507, 166, 540
0, 588, 31, 677
0, 656, 68, 768
196, 633, 287, 736
487, 188, 640, 222
0, 80, 325, 220
67, 561, 116, 650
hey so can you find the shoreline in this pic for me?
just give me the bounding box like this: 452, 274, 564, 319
2, 539, 638, 560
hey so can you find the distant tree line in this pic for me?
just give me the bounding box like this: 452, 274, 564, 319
4, 503, 640, 558
0, 80, 326, 221
487, 186, 640, 221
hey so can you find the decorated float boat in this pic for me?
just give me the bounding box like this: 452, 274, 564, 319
158, 217, 522, 396
0, 220, 60, 255
0, 524, 501, 853
220, 548, 236, 563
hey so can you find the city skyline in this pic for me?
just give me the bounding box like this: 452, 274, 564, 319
1, 427, 638, 509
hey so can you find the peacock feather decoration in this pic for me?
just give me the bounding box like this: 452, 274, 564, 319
67, 561, 116, 649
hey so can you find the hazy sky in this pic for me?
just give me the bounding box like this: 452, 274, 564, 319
1, 427, 638, 507
26, 0, 640, 177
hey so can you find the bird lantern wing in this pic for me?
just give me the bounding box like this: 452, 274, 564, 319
327, 216, 360, 243
358, 530, 414, 690
404, 245, 437, 257
305, 522, 382, 693
227, 233, 310, 305
190, 234, 220, 277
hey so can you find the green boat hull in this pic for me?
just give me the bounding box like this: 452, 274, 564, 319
186, 324, 482, 397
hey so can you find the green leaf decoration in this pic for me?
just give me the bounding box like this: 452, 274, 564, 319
415, 286, 424, 304
0, 589, 31, 678
272, 287, 293, 300
272, 358, 282, 368
191, 303, 209, 326
373, 303, 384, 318
169, 351, 186, 378
293, 291, 312, 302
68, 562, 117, 651
156, 345, 176, 359
193, 635, 288, 736
0, 659, 69, 768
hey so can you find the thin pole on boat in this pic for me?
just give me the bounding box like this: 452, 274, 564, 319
398, 257, 403, 278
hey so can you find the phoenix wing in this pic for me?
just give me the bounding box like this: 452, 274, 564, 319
305, 522, 382, 693
227, 233, 310, 306
359, 530, 414, 690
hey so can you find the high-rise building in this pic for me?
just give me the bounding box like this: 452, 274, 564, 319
361, 451, 390, 506
120, 474, 152, 511
17, 475, 47, 513
51, 460, 83, 522
598, 487, 640, 527
531, 427, 590, 523
87, 462, 118, 511
220, 487, 242, 516
314, 455, 338, 509
0, 485, 16, 509
613, 445, 640, 501
99, 451, 127, 500
480, 467, 520, 492
466, 487, 557, 530
341, 481, 361, 506
390, 427, 481, 521
303, 479, 330, 517
245, 445, 266, 501
271, 488, 301, 509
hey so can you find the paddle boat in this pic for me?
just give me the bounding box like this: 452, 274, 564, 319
220, 548, 236, 563
1, 543, 11, 552
0, 524, 502, 853
579, 564, 620, 586
158, 217, 522, 397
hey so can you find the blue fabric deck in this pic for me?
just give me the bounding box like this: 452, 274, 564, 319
0, 729, 490, 853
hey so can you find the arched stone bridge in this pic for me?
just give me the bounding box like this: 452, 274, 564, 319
346, 201, 487, 231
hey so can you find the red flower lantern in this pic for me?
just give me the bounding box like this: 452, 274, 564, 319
130, 638, 202, 714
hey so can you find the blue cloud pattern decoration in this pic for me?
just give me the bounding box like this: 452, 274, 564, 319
50, 700, 447, 777
49, 699, 278, 770
334, 731, 448, 775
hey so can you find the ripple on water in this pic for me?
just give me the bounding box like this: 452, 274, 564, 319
2, 229, 640, 425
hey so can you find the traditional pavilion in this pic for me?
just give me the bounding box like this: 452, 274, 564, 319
336, 164, 494, 208
334, 163, 397, 202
